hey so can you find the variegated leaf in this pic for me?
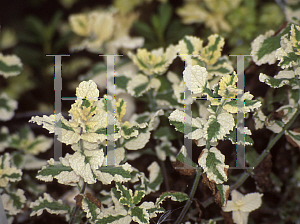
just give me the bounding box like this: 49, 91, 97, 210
168, 109, 206, 140
1, 189, 26, 215
285, 130, 300, 147
0, 93, 18, 121
36, 158, 79, 186
224, 127, 254, 146
30, 193, 70, 216
205, 112, 235, 142
134, 161, 163, 195
198, 147, 229, 184
0, 53, 23, 78
155, 191, 189, 206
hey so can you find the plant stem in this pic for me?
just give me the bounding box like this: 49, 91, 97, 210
159, 159, 170, 191
232, 107, 299, 191
158, 158, 173, 224
174, 169, 202, 224
148, 88, 157, 112
69, 182, 87, 224
201, 107, 300, 208
174, 100, 225, 223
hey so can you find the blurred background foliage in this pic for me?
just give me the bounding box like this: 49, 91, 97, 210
0, 0, 286, 116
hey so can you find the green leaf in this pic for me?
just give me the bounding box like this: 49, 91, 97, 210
92, 62, 107, 75
130, 206, 148, 224
30, 193, 70, 216
115, 76, 130, 90
135, 114, 150, 124
0, 127, 9, 142
253, 25, 289, 64
168, 109, 204, 140
37, 163, 72, 178
0, 53, 23, 78
206, 117, 220, 141
155, 191, 189, 206
147, 162, 163, 193
133, 21, 156, 42
97, 166, 131, 182
95, 215, 130, 224
258, 35, 281, 61
156, 75, 171, 92
116, 183, 133, 207
166, 20, 194, 45
9, 190, 25, 210
183, 36, 194, 54
81, 98, 91, 108
169, 120, 198, 134
245, 147, 259, 167
153, 126, 177, 140
216, 184, 229, 206
133, 82, 150, 97
26, 16, 45, 43
14, 45, 42, 67
59, 121, 74, 132
46, 10, 63, 40
0, 60, 22, 76
133, 191, 145, 205
278, 51, 299, 69
95, 125, 120, 135
82, 196, 100, 221
156, 90, 182, 107
207, 66, 231, 75
134, 162, 163, 195
151, 14, 161, 36
121, 124, 136, 136
285, 130, 300, 147
206, 151, 225, 182
11, 152, 23, 169
225, 128, 254, 146
176, 145, 198, 168
158, 2, 173, 33
198, 147, 228, 184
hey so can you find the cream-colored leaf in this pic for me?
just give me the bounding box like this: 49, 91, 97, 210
183, 65, 208, 94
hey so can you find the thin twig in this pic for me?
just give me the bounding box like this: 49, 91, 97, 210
174, 169, 202, 224
158, 158, 173, 224
69, 182, 87, 224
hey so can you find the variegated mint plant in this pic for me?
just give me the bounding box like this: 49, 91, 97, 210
28, 80, 190, 223
165, 34, 260, 210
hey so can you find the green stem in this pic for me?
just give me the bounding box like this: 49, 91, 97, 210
159, 160, 170, 194
147, 88, 157, 112
230, 108, 299, 191
157, 142, 170, 192
174, 100, 227, 223
158, 155, 173, 222
202, 107, 300, 208
174, 169, 202, 224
